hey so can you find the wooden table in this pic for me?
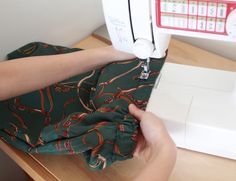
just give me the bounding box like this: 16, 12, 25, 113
1, 36, 236, 181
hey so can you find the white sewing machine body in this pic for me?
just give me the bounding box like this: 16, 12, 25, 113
147, 63, 236, 159
102, 0, 236, 59
102, 0, 236, 160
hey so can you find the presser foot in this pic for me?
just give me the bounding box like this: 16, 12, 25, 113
139, 70, 151, 80
139, 58, 151, 80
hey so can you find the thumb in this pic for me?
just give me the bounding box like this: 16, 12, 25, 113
129, 104, 145, 120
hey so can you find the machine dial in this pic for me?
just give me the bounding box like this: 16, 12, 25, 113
226, 9, 236, 39
133, 39, 154, 59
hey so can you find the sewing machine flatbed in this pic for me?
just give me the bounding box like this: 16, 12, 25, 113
147, 62, 236, 159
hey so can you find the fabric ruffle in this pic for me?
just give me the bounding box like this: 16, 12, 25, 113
0, 42, 165, 170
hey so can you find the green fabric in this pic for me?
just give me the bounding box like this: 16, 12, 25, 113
0, 42, 166, 170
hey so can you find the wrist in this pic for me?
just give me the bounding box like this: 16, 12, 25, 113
150, 136, 176, 162
100, 46, 135, 62
91, 46, 117, 64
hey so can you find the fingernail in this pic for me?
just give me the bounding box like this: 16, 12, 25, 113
129, 104, 134, 108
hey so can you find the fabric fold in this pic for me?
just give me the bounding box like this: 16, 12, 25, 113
0, 42, 166, 170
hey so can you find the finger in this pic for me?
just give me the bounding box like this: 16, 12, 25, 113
133, 141, 142, 158
133, 134, 146, 158
129, 104, 145, 120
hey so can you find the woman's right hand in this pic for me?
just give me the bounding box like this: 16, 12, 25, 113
129, 104, 176, 162
129, 104, 177, 181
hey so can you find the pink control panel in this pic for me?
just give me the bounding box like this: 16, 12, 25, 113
156, 0, 236, 35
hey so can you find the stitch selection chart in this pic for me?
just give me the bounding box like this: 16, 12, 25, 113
157, 0, 236, 35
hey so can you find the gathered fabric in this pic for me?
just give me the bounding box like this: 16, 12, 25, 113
0, 42, 165, 170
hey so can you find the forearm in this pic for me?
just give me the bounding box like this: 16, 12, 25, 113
0, 46, 127, 100
134, 140, 177, 181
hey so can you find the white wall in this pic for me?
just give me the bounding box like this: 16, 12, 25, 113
0, 0, 104, 180
0, 0, 104, 60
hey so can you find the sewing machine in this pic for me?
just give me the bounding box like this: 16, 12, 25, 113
102, 0, 236, 160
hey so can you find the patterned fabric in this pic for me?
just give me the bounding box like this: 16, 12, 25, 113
0, 42, 166, 170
